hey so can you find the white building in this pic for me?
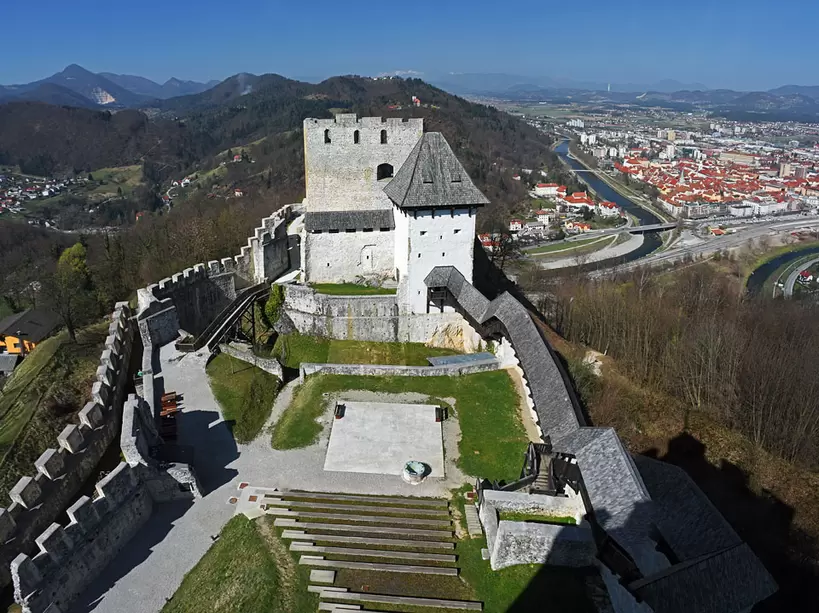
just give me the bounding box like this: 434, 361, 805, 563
534, 183, 560, 197
301, 114, 488, 315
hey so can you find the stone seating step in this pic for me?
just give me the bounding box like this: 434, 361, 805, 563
308, 585, 349, 594
266, 509, 452, 528
299, 555, 458, 576
265, 498, 450, 517
280, 530, 455, 550
319, 590, 483, 610
318, 604, 362, 611
274, 519, 453, 538
272, 490, 449, 508
290, 542, 457, 562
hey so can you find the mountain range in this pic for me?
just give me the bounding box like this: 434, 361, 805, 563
0, 64, 217, 108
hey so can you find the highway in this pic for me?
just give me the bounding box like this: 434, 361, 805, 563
598, 217, 819, 275
784, 257, 819, 298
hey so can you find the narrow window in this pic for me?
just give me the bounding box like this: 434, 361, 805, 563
363, 227, 373, 232
354, 130, 360, 144
454, 229, 461, 234
439, 235, 443, 240
418, 253, 421, 258
381, 129, 388, 144
329, 228, 339, 234
442, 252, 446, 257
420, 230, 427, 236
324, 129, 331, 144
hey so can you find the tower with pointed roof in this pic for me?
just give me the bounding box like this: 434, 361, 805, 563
300, 115, 488, 314
384, 132, 488, 313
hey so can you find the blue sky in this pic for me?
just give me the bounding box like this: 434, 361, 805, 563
2, 0, 816, 90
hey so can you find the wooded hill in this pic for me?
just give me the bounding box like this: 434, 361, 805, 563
0, 75, 553, 220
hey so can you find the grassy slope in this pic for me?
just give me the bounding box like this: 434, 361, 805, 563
162, 515, 317, 613
309, 283, 397, 296
527, 236, 605, 254
273, 333, 459, 369
497, 511, 576, 525
0, 323, 108, 497
271, 371, 527, 481
206, 354, 280, 444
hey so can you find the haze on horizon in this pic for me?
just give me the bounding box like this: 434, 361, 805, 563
2, 0, 817, 91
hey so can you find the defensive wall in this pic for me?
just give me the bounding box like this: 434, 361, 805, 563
137, 205, 293, 344
0, 303, 135, 591
11, 458, 198, 613
282, 284, 484, 352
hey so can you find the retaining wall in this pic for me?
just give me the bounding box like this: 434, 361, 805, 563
219, 343, 283, 380
299, 359, 500, 383
0, 303, 135, 591
283, 285, 483, 351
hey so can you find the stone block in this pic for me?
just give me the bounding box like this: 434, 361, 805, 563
34, 449, 65, 480
96, 462, 137, 508
10, 477, 41, 509
11, 554, 42, 595
57, 424, 85, 454
310, 569, 336, 584
79, 402, 104, 429
96, 363, 115, 387
35, 523, 74, 564
0, 508, 16, 542
66, 496, 100, 533
105, 332, 121, 355
193, 263, 206, 275
91, 380, 111, 406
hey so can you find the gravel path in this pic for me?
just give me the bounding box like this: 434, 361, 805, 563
75, 345, 469, 613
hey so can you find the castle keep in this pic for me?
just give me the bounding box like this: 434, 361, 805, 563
302, 114, 488, 314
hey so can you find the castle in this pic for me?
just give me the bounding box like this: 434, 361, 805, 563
301, 114, 488, 314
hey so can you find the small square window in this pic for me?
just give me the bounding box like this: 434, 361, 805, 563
417, 290, 421, 295
454, 229, 461, 234
420, 230, 427, 236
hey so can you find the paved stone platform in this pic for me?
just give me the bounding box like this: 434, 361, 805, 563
324, 402, 445, 477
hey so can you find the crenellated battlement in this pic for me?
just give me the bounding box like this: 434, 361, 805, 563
0, 303, 136, 591
11, 462, 152, 613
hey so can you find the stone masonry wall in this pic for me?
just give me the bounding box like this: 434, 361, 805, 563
0, 303, 135, 590
11, 463, 153, 613
283, 285, 484, 351
298, 358, 500, 382
136, 205, 293, 344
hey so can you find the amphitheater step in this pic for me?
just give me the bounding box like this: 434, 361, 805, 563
272, 490, 448, 508
265, 498, 450, 517
280, 530, 455, 550
274, 519, 453, 538
318, 590, 483, 610
318, 605, 362, 611
290, 542, 457, 562
299, 556, 458, 576
266, 509, 452, 528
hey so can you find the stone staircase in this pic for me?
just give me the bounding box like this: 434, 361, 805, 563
268, 490, 483, 611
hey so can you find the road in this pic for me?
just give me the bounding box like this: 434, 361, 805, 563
784, 257, 819, 298
599, 217, 819, 275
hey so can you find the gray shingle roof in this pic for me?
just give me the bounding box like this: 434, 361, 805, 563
630, 543, 777, 613
423, 265, 775, 611
304, 209, 395, 232
0, 308, 61, 343
384, 133, 490, 209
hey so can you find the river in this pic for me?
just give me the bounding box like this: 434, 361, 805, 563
553, 141, 663, 267
746, 245, 819, 296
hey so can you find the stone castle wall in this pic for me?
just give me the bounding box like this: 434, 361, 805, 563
304, 115, 423, 212
0, 303, 135, 590
282, 284, 483, 351
11, 463, 153, 613
298, 358, 500, 382
304, 227, 394, 284
137, 205, 293, 344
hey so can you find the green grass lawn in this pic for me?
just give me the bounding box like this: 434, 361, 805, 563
0, 323, 108, 496
273, 333, 459, 369
498, 511, 577, 525
310, 283, 397, 296
86, 165, 143, 196
270, 371, 527, 481
206, 354, 280, 443
527, 236, 606, 255
162, 515, 317, 613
